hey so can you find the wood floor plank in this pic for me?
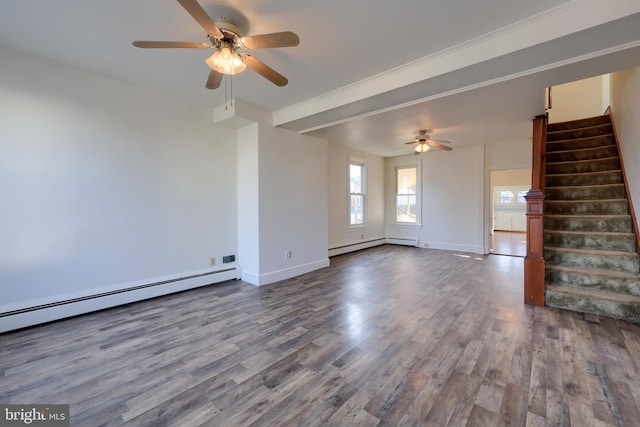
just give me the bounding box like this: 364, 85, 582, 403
2, 245, 640, 426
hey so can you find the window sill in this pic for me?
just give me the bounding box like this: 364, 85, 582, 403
348, 224, 368, 230
389, 222, 422, 229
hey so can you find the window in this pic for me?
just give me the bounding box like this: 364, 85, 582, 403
396, 167, 417, 223
516, 190, 528, 204
499, 190, 514, 204
349, 158, 366, 225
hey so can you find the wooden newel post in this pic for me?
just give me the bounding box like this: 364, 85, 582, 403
524, 115, 547, 306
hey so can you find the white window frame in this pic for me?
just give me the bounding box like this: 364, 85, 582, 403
394, 164, 420, 225
349, 156, 367, 227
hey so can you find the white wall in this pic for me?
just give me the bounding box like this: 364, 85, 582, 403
611, 67, 640, 229
0, 46, 238, 323
237, 123, 260, 278
384, 145, 485, 254
328, 142, 385, 251
548, 75, 606, 123
422, 145, 485, 253
216, 100, 329, 285
257, 124, 329, 283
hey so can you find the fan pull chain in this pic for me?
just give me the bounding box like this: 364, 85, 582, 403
224, 74, 229, 110
223, 74, 234, 110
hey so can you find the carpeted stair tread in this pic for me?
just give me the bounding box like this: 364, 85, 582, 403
546, 264, 640, 280
546, 134, 615, 152
545, 214, 631, 220
547, 123, 613, 142
546, 170, 622, 187
547, 115, 611, 132
544, 229, 636, 252
544, 246, 639, 274
545, 284, 640, 322
545, 184, 625, 201
547, 125, 612, 143
546, 157, 620, 174
544, 229, 635, 238
545, 183, 625, 201
547, 284, 640, 303
545, 199, 628, 215
544, 214, 632, 233
546, 145, 618, 163
544, 245, 639, 258
546, 265, 640, 295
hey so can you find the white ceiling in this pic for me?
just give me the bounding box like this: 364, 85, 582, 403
1, 1, 640, 156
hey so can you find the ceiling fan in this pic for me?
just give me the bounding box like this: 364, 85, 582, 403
405, 130, 453, 154
132, 0, 300, 89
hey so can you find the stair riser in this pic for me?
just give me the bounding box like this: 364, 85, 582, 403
544, 217, 632, 233
546, 171, 622, 187
546, 135, 614, 151
547, 116, 611, 132
545, 201, 628, 215
545, 185, 625, 201
545, 289, 640, 322
545, 250, 639, 273
546, 158, 620, 174
546, 269, 640, 296
547, 125, 613, 141
544, 233, 636, 252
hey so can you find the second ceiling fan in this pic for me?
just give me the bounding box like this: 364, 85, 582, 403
405, 130, 453, 154
133, 0, 300, 89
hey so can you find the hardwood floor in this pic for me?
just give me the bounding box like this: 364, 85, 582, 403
2, 245, 640, 426
490, 231, 527, 257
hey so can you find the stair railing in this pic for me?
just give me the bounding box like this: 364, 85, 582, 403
524, 114, 547, 306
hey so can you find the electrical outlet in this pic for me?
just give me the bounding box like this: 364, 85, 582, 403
285, 250, 292, 259
210, 257, 216, 266
361, 234, 364, 239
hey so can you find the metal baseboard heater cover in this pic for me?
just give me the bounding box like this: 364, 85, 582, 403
1, 268, 236, 318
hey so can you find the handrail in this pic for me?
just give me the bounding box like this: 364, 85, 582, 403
524, 114, 547, 306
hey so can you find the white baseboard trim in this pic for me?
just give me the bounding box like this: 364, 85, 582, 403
328, 238, 386, 257
0, 268, 238, 333
242, 258, 330, 286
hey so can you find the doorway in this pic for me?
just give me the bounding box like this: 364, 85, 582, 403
489, 169, 531, 257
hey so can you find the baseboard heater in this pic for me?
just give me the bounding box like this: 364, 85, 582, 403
328, 238, 386, 257
386, 237, 419, 247
0, 267, 237, 333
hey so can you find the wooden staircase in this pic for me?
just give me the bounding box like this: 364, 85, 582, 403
542, 115, 640, 322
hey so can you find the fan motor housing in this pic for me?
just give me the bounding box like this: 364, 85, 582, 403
215, 17, 243, 38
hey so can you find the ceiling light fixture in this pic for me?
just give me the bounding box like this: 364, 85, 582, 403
205, 44, 246, 75
414, 141, 431, 153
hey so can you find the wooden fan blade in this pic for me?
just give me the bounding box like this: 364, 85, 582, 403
206, 70, 222, 89
242, 32, 300, 49
404, 141, 417, 145
132, 41, 209, 49
176, 0, 223, 39
429, 141, 453, 151
243, 55, 288, 86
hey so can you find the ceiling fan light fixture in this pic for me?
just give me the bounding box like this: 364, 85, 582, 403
414, 142, 431, 153
206, 46, 246, 75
